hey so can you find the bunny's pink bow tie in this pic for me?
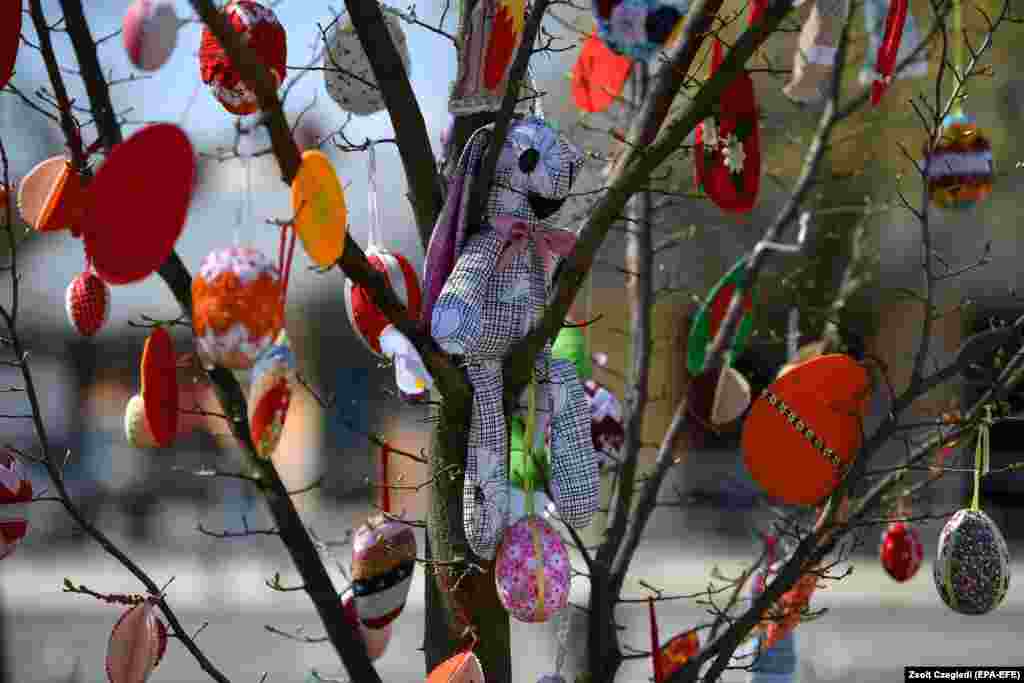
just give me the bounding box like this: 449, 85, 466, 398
493, 215, 576, 272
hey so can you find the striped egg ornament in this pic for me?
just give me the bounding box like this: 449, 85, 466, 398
350, 514, 417, 628
923, 113, 994, 209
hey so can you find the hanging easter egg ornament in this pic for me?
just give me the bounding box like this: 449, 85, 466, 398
17, 156, 86, 233
0, 0, 22, 91
125, 394, 158, 449
291, 150, 347, 267
199, 0, 287, 115
248, 330, 295, 459
324, 11, 410, 116
65, 271, 110, 337
341, 589, 392, 660
868, 0, 908, 105
687, 257, 755, 376
344, 245, 422, 358
192, 246, 284, 369
583, 380, 625, 467
593, 0, 690, 61
141, 327, 179, 448
495, 514, 570, 622
81, 124, 194, 285
571, 32, 633, 114
0, 519, 28, 561
880, 520, 923, 582
106, 602, 168, 683
0, 450, 32, 505
427, 651, 485, 683
742, 354, 870, 505
123, 0, 182, 72
923, 113, 994, 209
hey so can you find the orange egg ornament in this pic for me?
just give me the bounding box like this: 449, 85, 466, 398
741, 354, 870, 505
16, 157, 86, 233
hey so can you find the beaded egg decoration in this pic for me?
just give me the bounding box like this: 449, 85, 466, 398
923, 113, 994, 209
192, 247, 284, 370
324, 12, 410, 116
934, 508, 1010, 615
495, 514, 570, 623
248, 330, 295, 460
593, 0, 690, 61
350, 514, 417, 628
880, 520, 923, 582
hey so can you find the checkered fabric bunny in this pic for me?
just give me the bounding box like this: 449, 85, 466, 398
422, 117, 598, 560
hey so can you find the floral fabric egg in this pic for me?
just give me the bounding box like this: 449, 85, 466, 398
879, 521, 923, 582
344, 246, 422, 358
192, 247, 284, 370
324, 12, 410, 116
923, 113, 994, 209
248, 330, 295, 459
495, 514, 570, 623
934, 508, 1010, 615
198, 0, 287, 115
351, 514, 417, 628
594, 0, 689, 61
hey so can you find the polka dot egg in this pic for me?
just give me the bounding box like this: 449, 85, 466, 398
495, 514, 569, 623
934, 508, 1010, 615
323, 11, 410, 116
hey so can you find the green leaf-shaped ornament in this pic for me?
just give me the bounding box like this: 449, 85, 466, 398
686, 257, 756, 376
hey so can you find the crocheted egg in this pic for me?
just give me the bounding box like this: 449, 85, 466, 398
248, 331, 295, 459
17, 156, 85, 233
351, 514, 417, 628
583, 380, 624, 467
934, 508, 1010, 615
324, 12, 410, 116
427, 651, 485, 683
341, 589, 392, 660
495, 514, 570, 623
0, 0, 21, 91
123, 0, 180, 71
125, 394, 158, 448
594, 0, 689, 61
924, 113, 993, 209
880, 521, 923, 583
106, 603, 168, 683
742, 354, 870, 505
141, 327, 178, 448
0, 449, 32, 504
344, 246, 422, 357
192, 247, 284, 370
198, 0, 287, 115
0, 518, 27, 561
65, 271, 110, 337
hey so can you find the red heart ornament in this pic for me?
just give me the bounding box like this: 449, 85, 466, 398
880, 520, 923, 582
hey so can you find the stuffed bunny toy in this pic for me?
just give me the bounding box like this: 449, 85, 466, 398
422, 116, 598, 560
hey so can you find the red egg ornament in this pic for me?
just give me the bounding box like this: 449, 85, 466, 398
344, 246, 422, 357
141, 327, 179, 448
199, 0, 287, 115
0, 0, 22, 91
880, 521, 923, 582
0, 450, 32, 504
65, 271, 110, 337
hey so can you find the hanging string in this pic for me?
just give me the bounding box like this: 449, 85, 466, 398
523, 376, 538, 518
367, 145, 382, 251
970, 406, 992, 512
379, 442, 392, 515
951, 0, 965, 116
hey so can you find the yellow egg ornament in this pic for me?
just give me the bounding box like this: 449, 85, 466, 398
292, 150, 347, 268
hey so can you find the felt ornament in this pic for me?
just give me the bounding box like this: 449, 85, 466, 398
81, 124, 194, 285
123, 0, 182, 72
0, 450, 32, 505
867, 0, 909, 105
571, 32, 633, 113
141, 327, 179, 448
0, 518, 27, 561
291, 149, 347, 267
0, 0, 21, 91
687, 258, 755, 376
880, 520, 923, 583
742, 354, 869, 505
17, 156, 86, 234
495, 514, 570, 622
124, 394, 159, 449
65, 270, 110, 337
248, 330, 295, 459
340, 589, 392, 660
684, 361, 751, 449
782, 0, 849, 105
198, 0, 287, 115
192, 246, 284, 370
593, 0, 690, 61
694, 20, 762, 213
423, 117, 597, 559
324, 12, 411, 117
351, 444, 417, 629
934, 416, 1010, 615
106, 602, 168, 683
860, 0, 927, 89
426, 651, 485, 683
922, 113, 993, 209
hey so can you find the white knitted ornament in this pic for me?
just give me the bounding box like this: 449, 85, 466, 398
324, 12, 410, 116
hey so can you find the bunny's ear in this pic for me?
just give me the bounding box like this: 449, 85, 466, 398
421, 125, 493, 332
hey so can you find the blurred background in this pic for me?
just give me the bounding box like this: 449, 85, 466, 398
3, 0, 1024, 681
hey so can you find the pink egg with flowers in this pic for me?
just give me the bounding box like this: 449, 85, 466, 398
495, 515, 570, 623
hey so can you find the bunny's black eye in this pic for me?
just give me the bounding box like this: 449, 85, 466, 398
519, 148, 540, 174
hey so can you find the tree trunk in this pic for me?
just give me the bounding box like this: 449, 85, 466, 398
585, 569, 623, 683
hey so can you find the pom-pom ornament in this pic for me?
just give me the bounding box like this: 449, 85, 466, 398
106, 602, 168, 683
341, 589, 392, 660
934, 508, 1010, 615
923, 113, 994, 209
17, 156, 86, 233
199, 1, 287, 115
742, 354, 869, 505
192, 247, 284, 370
248, 331, 295, 459
141, 327, 179, 448
593, 0, 690, 61
0, 450, 32, 505
65, 271, 110, 337
351, 514, 417, 629
125, 394, 158, 449
324, 12, 410, 116
344, 246, 422, 357
123, 0, 181, 72
427, 651, 485, 683
880, 520, 923, 582
495, 514, 570, 623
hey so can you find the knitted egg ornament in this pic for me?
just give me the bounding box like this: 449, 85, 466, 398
141, 327, 179, 448
351, 514, 417, 628
934, 508, 1010, 615
344, 246, 422, 357
192, 247, 284, 370
0, 0, 21, 91
593, 0, 690, 61
923, 113, 994, 209
17, 156, 86, 233
495, 514, 570, 622
199, 0, 287, 115
341, 589, 392, 660
0, 450, 32, 504
125, 394, 158, 449
880, 520, 923, 582
0, 519, 27, 561
65, 271, 110, 337
248, 331, 295, 459
123, 0, 181, 71
427, 651, 485, 683
106, 602, 168, 683
742, 354, 870, 505
324, 12, 410, 116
